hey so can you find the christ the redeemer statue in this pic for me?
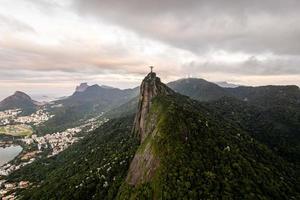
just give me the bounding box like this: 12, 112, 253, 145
149, 66, 154, 73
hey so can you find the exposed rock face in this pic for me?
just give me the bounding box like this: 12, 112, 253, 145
132, 72, 174, 143
126, 129, 160, 185
126, 72, 174, 186
75, 82, 89, 92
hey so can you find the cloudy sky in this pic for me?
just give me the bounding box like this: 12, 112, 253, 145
0, 0, 299, 100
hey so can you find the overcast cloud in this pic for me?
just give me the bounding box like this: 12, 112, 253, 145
0, 0, 299, 100
74, 0, 300, 55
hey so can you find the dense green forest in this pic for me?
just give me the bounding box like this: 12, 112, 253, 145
118, 94, 299, 199
205, 97, 300, 165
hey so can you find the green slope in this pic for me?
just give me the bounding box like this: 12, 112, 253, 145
225, 85, 300, 108
37, 85, 138, 135
118, 94, 299, 199
104, 96, 139, 120
165, 79, 300, 166
10, 117, 138, 200
205, 96, 300, 166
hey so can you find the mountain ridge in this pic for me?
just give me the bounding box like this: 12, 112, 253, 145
167, 78, 231, 101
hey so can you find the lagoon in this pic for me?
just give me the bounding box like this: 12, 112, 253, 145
0, 145, 22, 166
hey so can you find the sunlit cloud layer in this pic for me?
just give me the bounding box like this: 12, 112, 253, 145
0, 0, 299, 100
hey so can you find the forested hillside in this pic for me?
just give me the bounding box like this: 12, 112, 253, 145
205, 97, 300, 165
118, 93, 299, 199
8, 117, 138, 200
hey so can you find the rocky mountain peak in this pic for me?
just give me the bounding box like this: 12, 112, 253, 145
0, 91, 37, 113
12, 91, 32, 100
132, 72, 174, 143
75, 82, 89, 92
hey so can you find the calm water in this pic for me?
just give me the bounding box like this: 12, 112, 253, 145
0, 145, 22, 166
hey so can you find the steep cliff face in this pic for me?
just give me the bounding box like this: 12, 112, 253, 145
126, 72, 174, 185
132, 72, 174, 143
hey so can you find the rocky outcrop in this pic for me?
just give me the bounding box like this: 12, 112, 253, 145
126, 72, 174, 186
132, 72, 174, 143
75, 82, 89, 92
126, 129, 160, 185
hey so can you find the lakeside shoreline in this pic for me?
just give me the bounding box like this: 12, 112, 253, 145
0, 145, 23, 167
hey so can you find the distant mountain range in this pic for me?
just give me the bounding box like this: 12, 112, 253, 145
2, 80, 299, 131
66, 83, 139, 108
57, 83, 139, 119
33, 83, 139, 134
